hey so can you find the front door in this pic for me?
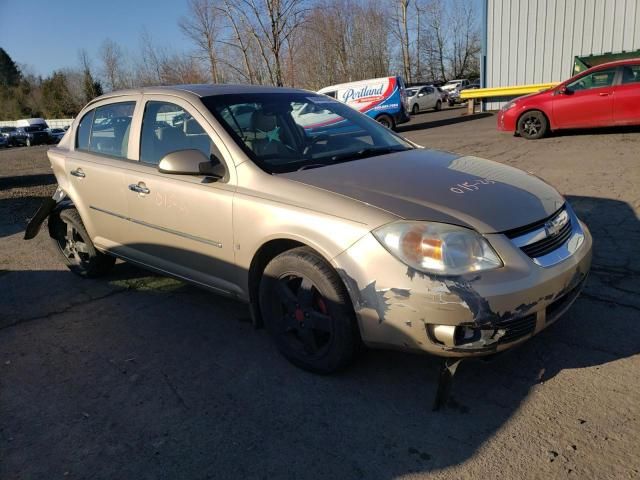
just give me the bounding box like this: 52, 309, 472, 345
65, 99, 138, 250
552, 67, 618, 129
123, 97, 238, 295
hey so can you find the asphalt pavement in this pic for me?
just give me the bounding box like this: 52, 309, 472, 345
1, 107, 639, 479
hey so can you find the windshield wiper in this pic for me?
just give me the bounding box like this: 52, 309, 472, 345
329, 146, 409, 164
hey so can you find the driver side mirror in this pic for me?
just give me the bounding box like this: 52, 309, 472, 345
418, 93, 425, 97
557, 85, 573, 95
158, 149, 226, 179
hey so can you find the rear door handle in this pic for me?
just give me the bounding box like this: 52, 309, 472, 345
70, 168, 85, 178
599, 92, 610, 96
128, 183, 150, 195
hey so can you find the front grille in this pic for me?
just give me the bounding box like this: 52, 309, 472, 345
504, 207, 564, 239
497, 313, 537, 344
520, 218, 572, 258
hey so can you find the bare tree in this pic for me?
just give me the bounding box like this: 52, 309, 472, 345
393, 0, 412, 83
179, 0, 222, 83
99, 39, 128, 91
423, 0, 448, 82
448, 0, 481, 79
228, 0, 308, 86
215, 0, 258, 83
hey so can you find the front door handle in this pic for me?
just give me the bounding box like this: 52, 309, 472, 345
128, 183, 150, 195
70, 168, 85, 178
599, 92, 610, 96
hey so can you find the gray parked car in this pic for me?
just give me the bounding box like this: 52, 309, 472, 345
25, 85, 592, 373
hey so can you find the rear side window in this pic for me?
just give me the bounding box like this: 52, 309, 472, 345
140, 101, 218, 165
76, 110, 94, 150
621, 65, 640, 84
82, 102, 135, 158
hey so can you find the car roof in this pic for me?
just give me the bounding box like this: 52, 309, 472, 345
588, 58, 640, 70
86, 84, 313, 107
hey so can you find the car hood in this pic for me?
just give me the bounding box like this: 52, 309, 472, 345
281, 149, 565, 233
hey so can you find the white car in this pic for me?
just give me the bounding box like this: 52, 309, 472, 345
406, 85, 442, 114
441, 79, 470, 93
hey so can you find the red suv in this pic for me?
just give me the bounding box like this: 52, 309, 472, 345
498, 59, 640, 139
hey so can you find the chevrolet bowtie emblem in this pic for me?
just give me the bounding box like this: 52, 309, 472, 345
545, 210, 569, 237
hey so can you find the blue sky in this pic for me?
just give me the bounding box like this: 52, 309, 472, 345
0, 0, 485, 79
0, 0, 193, 76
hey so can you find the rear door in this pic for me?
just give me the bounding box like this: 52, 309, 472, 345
122, 96, 238, 295
613, 64, 640, 125
65, 97, 139, 250
552, 67, 618, 129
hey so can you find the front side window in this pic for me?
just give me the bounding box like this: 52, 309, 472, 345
203, 92, 413, 174
82, 102, 135, 158
568, 68, 617, 91
140, 101, 218, 165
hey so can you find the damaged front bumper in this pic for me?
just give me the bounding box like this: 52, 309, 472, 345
334, 217, 592, 357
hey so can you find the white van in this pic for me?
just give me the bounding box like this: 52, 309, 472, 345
15, 118, 49, 129
317, 76, 410, 129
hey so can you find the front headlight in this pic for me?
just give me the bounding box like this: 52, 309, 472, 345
373, 221, 503, 275
502, 101, 517, 111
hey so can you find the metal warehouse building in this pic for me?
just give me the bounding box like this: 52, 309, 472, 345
481, 0, 640, 109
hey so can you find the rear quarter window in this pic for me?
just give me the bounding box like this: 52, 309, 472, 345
76, 110, 94, 150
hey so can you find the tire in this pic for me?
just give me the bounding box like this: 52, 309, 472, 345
448, 100, 455, 107
376, 114, 394, 129
259, 246, 358, 374
26, 138, 31, 147
434, 100, 442, 111
411, 104, 419, 115
49, 208, 115, 277
517, 110, 548, 140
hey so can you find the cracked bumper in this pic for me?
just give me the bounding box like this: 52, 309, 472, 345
334, 221, 592, 357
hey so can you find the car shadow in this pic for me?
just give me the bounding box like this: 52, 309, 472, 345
0, 173, 56, 190
0, 194, 56, 238
549, 124, 640, 138
398, 112, 493, 133
1, 195, 638, 478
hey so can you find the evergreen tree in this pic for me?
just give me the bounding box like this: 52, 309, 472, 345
82, 67, 103, 103
41, 72, 79, 117
0, 48, 21, 87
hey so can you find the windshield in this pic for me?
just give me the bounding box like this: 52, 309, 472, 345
406, 89, 418, 97
202, 92, 413, 174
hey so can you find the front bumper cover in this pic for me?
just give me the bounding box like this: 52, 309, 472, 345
334, 216, 592, 357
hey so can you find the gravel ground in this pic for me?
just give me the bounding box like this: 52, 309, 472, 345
1, 109, 639, 480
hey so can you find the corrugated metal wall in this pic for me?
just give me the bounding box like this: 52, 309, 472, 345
484, 0, 640, 109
